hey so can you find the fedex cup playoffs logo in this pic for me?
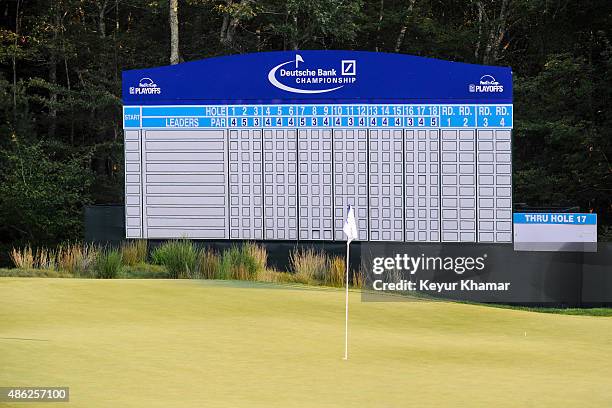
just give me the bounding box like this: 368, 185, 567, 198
129, 77, 161, 95
268, 54, 357, 94
469, 74, 504, 93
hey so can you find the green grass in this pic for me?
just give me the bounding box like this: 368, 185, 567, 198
0, 268, 74, 278
120, 263, 170, 279
481, 303, 612, 316
1, 279, 611, 407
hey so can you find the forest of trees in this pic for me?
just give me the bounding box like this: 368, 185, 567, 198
0, 0, 610, 253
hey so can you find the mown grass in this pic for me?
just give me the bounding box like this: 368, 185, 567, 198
1, 279, 611, 408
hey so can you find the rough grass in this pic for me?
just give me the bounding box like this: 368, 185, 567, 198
0, 279, 611, 408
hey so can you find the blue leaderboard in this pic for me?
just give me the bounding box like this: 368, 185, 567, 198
123, 104, 513, 129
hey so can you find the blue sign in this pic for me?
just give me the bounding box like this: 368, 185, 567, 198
124, 104, 513, 129
513, 213, 597, 225
122, 51, 512, 106
123, 107, 140, 127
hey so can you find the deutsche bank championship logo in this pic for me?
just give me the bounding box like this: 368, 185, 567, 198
268, 54, 357, 94
469, 74, 504, 93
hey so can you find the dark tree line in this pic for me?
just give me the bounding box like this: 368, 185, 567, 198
0, 0, 610, 250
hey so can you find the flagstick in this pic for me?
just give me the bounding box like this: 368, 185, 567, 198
344, 241, 350, 360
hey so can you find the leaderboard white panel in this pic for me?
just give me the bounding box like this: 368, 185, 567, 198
405, 129, 440, 242
142, 130, 228, 238
333, 129, 369, 241
369, 129, 404, 241
298, 129, 333, 240
263, 129, 298, 240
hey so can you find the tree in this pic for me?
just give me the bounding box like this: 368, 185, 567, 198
0, 141, 93, 245
170, 0, 179, 64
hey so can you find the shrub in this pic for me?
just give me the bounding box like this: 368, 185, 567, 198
290, 248, 328, 284
218, 244, 263, 281
152, 240, 198, 279
121, 240, 148, 266
10, 245, 34, 269
197, 248, 220, 279
95, 250, 122, 279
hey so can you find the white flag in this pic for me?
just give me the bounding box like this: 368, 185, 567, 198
343, 205, 359, 243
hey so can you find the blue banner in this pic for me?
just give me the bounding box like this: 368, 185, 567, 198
122, 51, 512, 105
513, 213, 597, 225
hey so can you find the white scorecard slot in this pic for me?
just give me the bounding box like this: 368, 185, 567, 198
124, 130, 143, 238
229, 129, 264, 239
477, 129, 512, 242
298, 129, 334, 240
263, 129, 298, 240
333, 129, 369, 241
369, 129, 404, 241
441, 129, 477, 242
142, 130, 228, 239
405, 129, 440, 242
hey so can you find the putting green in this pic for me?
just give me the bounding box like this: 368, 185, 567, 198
1, 278, 611, 407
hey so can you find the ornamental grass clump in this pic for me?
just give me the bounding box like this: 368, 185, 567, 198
57, 243, 99, 276
152, 239, 198, 279
197, 247, 220, 279
10, 245, 35, 269
290, 248, 328, 285
327, 256, 345, 287
121, 240, 148, 266
218, 243, 266, 281
94, 249, 122, 279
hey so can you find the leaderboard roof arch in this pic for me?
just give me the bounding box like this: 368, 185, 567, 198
122, 50, 512, 106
